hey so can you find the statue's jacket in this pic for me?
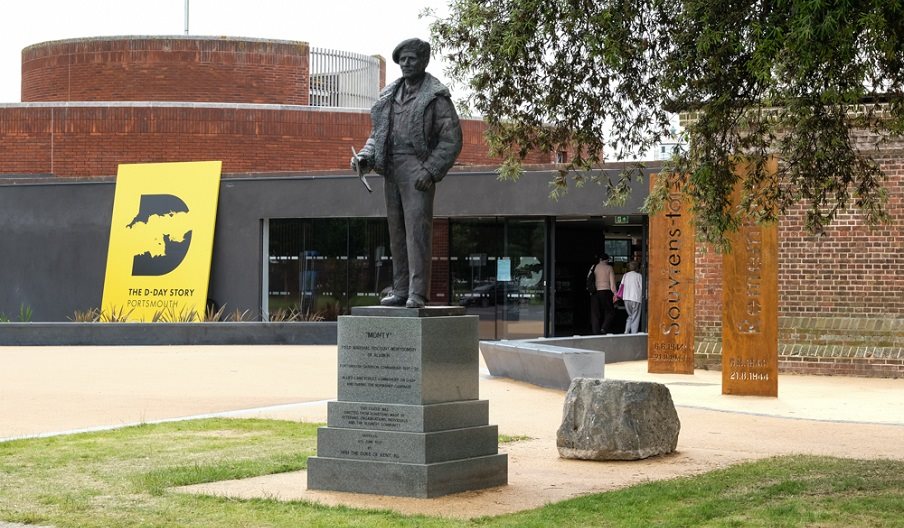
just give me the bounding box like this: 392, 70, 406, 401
360, 73, 463, 182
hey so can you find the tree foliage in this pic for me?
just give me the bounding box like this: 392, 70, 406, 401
429, 0, 904, 247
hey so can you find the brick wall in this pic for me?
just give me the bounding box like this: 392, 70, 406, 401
695, 149, 904, 377
694, 250, 722, 343
778, 151, 904, 317
0, 104, 551, 178
8, 36, 551, 177
21, 37, 310, 105
430, 218, 451, 304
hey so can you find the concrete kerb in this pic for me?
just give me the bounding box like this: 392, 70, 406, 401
0, 321, 337, 346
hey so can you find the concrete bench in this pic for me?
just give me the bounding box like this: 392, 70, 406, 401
479, 334, 647, 390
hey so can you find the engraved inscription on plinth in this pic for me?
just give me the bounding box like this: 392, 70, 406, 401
334, 403, 414, 431
648, 174, 695, 374
316, 425, 500, 464
337, 315, 479, 405
337, 332, 422, 403
722, 167, 779, 396
328, 400, 489, 432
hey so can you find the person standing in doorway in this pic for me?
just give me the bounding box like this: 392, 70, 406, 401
590, 253, 617, 334
617, 260, 643, 333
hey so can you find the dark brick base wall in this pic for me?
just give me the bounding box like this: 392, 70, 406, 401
695, 316, 904, 378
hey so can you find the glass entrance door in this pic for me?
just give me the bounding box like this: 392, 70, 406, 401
551, 216, 648, 336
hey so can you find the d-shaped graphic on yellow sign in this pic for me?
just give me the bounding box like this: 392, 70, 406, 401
127, 194, 192, 276
101, 161, 222, 322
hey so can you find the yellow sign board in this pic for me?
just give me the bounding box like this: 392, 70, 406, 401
101, 161, 222, 321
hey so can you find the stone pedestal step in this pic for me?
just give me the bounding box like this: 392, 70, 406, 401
307, 453, 508, 498
327, 400, 489, 432
316, 424, 499, 464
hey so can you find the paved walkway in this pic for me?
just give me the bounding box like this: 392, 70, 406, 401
2, 345, 903, 519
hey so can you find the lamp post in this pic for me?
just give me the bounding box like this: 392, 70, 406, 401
184, 0, 189, 35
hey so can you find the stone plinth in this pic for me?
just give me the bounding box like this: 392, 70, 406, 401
307, 306, 508, 498
335, 308, 478, 405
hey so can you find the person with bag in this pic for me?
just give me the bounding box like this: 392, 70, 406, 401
588, 253, 617, 334
615, 260, 643, 333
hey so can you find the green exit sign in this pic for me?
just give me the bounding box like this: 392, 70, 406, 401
614, 215, 630, 224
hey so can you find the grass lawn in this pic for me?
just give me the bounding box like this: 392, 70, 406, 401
1, 418, 902, 527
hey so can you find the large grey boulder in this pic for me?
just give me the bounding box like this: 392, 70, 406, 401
557, 378, 680, 460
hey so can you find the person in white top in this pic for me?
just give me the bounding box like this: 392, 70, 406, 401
590, 253, 617, 334
616, 260, 643, 333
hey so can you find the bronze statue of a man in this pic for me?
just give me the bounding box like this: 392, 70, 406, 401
352, 38, 463, 308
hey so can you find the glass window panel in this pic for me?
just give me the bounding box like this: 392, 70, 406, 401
301, 218, 347, 320
449, 217, 547, 340
268, 217, 392, 320
348, 218, 393, 308
267, 218, 345, 321
499, 219, 546, 340
604, 239, 631, 262
268, 218, 304, 317
450, 218, 502, 340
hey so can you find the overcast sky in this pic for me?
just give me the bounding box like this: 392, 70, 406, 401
0, 0, 453, 103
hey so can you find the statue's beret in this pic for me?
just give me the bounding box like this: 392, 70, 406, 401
392, 38, 431, 63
